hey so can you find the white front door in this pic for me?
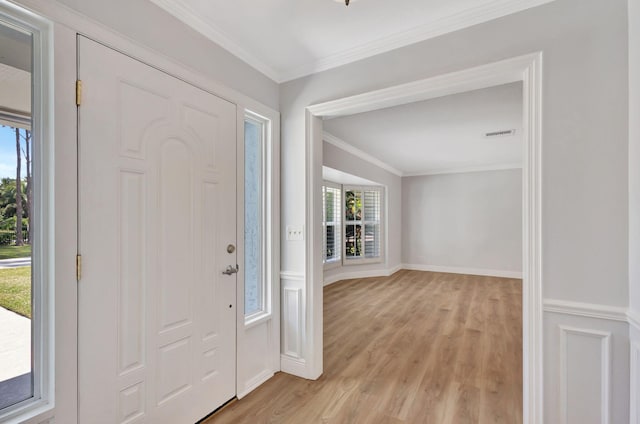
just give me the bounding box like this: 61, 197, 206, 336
78, 36, 237, 423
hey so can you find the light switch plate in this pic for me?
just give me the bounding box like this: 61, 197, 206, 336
286, 225, 304, 241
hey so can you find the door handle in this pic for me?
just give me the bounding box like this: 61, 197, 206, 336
222, 264, 239, 275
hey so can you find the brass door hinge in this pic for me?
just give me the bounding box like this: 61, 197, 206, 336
76, 80, 83, 106
76, 254, 82, 281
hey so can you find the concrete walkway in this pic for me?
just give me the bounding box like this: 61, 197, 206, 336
0, 257, 31, 269
0, 306, 30, 382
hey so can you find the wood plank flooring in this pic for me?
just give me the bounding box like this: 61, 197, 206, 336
204, 270, 522, 424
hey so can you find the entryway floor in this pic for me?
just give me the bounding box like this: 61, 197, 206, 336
206, 270, 523, 424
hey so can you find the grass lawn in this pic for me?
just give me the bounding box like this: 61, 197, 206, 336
0, 245, 31, 260
0, 267, 31, 318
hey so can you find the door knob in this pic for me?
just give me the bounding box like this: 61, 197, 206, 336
222, 264, 239, 275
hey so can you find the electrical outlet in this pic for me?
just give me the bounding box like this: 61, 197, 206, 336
286, 225, 304, 241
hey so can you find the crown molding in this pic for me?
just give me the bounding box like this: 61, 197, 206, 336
322, 132, 403, 176
281, 0, 555, 82
403, 163, 522, 177
147, 0, 281, 82
149, 0, 555, 83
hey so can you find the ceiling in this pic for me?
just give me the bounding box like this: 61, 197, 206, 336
323, 82, 523, 176
149, 0, 554, 82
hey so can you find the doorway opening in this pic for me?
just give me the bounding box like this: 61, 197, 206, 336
306, 53, 543, 423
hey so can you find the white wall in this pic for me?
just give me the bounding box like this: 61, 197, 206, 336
402, 169, 522, 276
54, 0, 279, 110
280, 0, 630, 421
322, 141, 402, 285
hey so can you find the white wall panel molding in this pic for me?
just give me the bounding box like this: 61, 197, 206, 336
323, 264, 402, 287
402, 264, 522, 279
559, 326, 612, 424
544, 299, 629, 323
282, 287, 303, 359
631, 341, 640, 424
280, 271, 305, 282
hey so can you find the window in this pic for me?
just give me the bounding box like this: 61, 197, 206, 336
0, 3, 52, 421
321, 182, 384, 266
344, 186, 383, 264
322, 183, 341, 265
244, 112, 271, 320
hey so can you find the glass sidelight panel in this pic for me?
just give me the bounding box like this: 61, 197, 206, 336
244, 116, 264, 317
0, 18, 34, 411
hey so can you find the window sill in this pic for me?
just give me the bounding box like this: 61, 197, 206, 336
244, 310, 273, 330
343, 257, 383, 266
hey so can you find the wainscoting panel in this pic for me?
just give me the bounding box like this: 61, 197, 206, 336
544, 302, 629, 424
280, 271, 305, 376
559, 326, 611, 424
631, 340, 640, 424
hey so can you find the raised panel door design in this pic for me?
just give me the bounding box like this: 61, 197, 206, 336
79, 37, 237, 424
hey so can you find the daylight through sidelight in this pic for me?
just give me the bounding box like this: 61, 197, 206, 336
0, 18, 34, 411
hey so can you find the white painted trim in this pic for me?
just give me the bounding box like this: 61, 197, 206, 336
308, 53, 539, 118
631, 341, 640, 424
323, 132, 403, 176
403, 163, 523, 177
306, 52, 544, 423
237, 369, 274, 400
280, 271, 305, 282
280, 355, 307, 377
0, 2, 56, 422
280, 0, 556, 82
401, 264, 522, 279
543, 299, 628, 322
147, 0, 280, 82
323, 264, 402, 286
630, 310, 640, 332
558, 326, 612, 424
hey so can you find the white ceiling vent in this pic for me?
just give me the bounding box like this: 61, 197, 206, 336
485, 129, 516, 138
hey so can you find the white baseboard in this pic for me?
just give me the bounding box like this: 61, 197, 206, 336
323, 264, 402, 286
402, 263, 522, 279
543, 299, 629, 322
237, 370, 274, 399
280, 354, 307, 378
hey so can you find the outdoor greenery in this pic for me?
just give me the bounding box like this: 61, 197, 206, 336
0, 267, 31, 318
0, 126, 32, 246
0, 245, 31, 260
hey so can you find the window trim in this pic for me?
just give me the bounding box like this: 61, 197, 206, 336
342, 185, 384, 266
243, 110, 273, 327
0, 2, 54, 422
322, 180, 341, 270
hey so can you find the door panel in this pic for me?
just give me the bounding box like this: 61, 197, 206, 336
78, 36, 237, 424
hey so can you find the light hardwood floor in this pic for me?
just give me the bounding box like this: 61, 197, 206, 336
204, 270, 522, 424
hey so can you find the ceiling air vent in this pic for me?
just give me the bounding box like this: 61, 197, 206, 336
485, 129, 516, 138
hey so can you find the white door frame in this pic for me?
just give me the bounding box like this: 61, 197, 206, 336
304, 52, 543, 423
